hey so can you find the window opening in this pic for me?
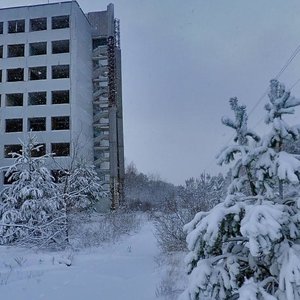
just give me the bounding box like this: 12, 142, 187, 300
29, 42, 47, 56
31, 144, 46, 157
30, 17, 47, 31
7, 68, 24, 82
28, 91, 46, 105
29, 66, 47, 80
52, 15, 69, 29
3, 171, 17, 185
8, 20, 25, 33
52, 40, 69, 54
6, 93, 23, 106
4, 144, 22, 158
28, 117, 46, 131
51, 143, 70, 156
7, 44, 25, 57
0, 22, 3, 34
52, 65, 69, 79
0, 46, 3, 58
5, 119, 23, 132
93, 38, 107, 49
52, 90, 69, 104
51, 116, 69, 130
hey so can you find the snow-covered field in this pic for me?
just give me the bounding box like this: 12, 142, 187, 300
0, 220, 170, 300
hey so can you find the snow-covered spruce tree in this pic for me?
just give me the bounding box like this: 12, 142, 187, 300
219, 97, 260, 196
181, 80, 300, 300
60, 159, 105, 210
0, 135, 66, 247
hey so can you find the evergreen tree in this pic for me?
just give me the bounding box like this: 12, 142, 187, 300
181, 80, 300, 300
0, 135, 66, 247
60, 159, 105, 210
217, 97, 260, 196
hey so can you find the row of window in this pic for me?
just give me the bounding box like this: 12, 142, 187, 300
0, 40, 69, 58
4, 142, 70, 158
5, 116, 70, 133
3, 167, 69, 185
0, 65, 70, 82
0, 90, 69, 107
0, 16, 69, 34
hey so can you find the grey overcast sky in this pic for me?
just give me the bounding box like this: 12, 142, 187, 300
2, 0, 300, 185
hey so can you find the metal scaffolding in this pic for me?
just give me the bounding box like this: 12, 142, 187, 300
92, 19, 123, 210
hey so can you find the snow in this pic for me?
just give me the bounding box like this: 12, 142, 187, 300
0, 220, 162, 300
277, 151, 300, 182
240, 202, 285, 256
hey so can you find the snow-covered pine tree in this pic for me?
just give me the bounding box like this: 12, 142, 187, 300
60, 159, 105, 210
180, 80, 300, 300
218, 97, 260, 196
0, 135, 66, 247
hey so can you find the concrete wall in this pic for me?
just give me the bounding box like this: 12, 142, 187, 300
70, 3, 93, 164
0, 1, 93, 186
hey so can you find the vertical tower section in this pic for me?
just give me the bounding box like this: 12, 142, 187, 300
88, 4, 124, 209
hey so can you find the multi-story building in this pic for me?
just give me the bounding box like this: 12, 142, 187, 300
0, 1, 124, 209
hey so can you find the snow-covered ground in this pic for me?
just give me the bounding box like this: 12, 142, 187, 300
0, 220, 167, 300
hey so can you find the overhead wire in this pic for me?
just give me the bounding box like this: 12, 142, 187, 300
248, 45, 300, 130
204, 43, 300, 172
289, 77, 300, 90
248, 44, 300, 118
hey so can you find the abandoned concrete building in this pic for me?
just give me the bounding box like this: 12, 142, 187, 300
0, 1, 125, 209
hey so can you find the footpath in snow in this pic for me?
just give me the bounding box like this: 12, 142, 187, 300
0, 221, 162, 300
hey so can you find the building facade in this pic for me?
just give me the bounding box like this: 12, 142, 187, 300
0, 1, 124, 209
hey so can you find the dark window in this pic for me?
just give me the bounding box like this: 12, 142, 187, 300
7, 44, 25, 57
51, 143, 70, 156
51, 116, 69, 130
30, 17, 47, 31
4, 144, 22, 158
6, 93, 23, 106
8, 20, 25, 33
28, 91, 46, 105
93, 38, 107, 49
29, 66, 47, 80
28, 117, 46, 131
52, 65, 69, 79
52, 40, 69, 54
52, 90, 69, 104
0, 70, 2, 82
7, 68, 24, 82
0, 46, 3, 58
52, 15, 69, 29
0, 22, 3, 34
3, 171, 17, 185
5, 119, 23, 132
29, 42, 47, 56
31, 144, 46, 157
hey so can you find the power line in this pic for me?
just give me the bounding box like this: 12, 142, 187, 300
248, 46, 300, 131
205, 44, 300, 173
251, 75, 300, 132
289, 77, 300, 90
274, 44, 300, 80
248, 43, 300, 117
248, 90, 268, 117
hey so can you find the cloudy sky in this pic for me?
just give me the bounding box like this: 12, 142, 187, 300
2, 0, 300, 184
